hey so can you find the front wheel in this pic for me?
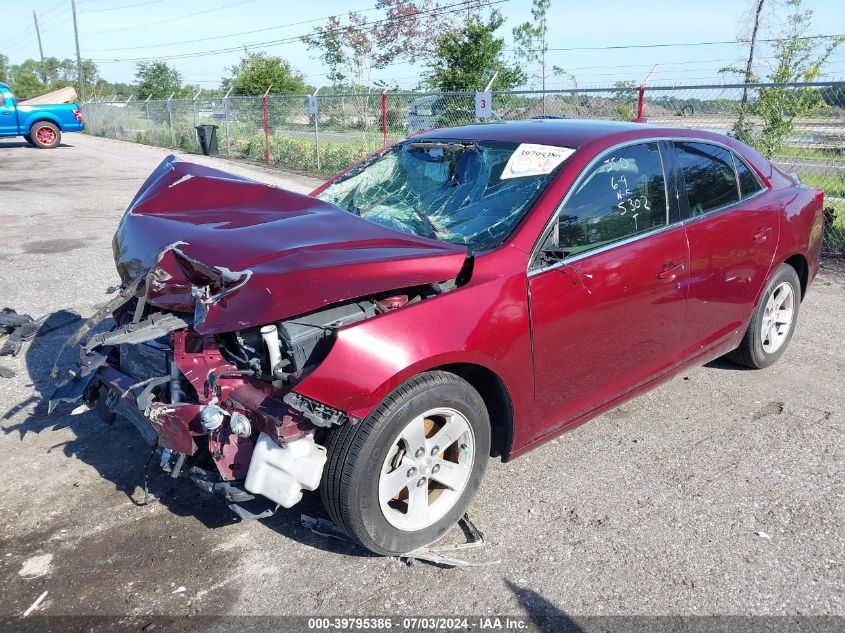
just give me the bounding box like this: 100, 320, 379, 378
29, 122, 61, 149
320, 371, 491, 555
726, 263, 801, 369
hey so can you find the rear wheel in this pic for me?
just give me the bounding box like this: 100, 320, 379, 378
320, 371, 490, 555
23, 133, 35, 146
29, 122, 61, 149
726, 263, 801, 369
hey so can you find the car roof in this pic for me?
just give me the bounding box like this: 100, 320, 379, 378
412, 118, 695, 149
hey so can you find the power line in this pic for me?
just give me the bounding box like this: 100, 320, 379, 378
533, 34, 845, 53
84, 3, 386, 52
3, 25, 37, 52
37, 5, 72, 30
80, 0, 168, 14
40, 15, 74, 35
88, 0, 510, 63
84, 0, 261, 35
40, 0, 70, 18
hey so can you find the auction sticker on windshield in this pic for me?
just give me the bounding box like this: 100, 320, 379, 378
500, 143, 575, 179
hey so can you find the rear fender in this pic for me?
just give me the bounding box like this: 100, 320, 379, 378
776, 185, 824, 288
23, 113, 63, 131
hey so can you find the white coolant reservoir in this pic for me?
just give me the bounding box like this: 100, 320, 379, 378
245, 432, 328, 508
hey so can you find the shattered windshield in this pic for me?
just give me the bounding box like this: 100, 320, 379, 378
316, 139, 570, 251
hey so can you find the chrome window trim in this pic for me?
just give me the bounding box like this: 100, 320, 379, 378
528, 135, 772, 276
529, 221, 682, 275
679, 186, 767, 229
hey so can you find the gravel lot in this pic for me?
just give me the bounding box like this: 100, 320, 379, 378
0, 134, 843, 626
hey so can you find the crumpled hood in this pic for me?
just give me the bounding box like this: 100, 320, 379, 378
114, 156, 468, 334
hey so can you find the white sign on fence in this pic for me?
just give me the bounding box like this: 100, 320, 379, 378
475, 91, 492, 118
308, 95, 319, 115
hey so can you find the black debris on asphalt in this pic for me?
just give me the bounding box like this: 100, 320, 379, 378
0, 308, 82, 378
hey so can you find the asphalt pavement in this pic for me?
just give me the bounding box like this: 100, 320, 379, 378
0, 134, 842, 626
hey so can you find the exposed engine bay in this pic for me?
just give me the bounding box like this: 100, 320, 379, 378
50, 278, 457, 519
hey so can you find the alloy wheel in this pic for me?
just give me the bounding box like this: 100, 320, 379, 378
761, 281, 795, 353
378, 407, 475, 531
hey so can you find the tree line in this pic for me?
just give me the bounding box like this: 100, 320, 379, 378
1, 0, 840, 160
0, 0, 555, 100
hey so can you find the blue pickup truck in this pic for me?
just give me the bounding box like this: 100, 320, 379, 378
0, 82, 84, 148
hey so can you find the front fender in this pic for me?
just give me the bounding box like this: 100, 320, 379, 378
291, 257, 535, 442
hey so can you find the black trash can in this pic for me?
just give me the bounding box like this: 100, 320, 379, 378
195, 124, 219, 155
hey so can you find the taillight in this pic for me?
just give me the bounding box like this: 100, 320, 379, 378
72, 108, 82, 122
816, 190, 825, 206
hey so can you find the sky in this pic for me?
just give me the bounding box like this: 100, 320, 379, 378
3, 0, 845, 92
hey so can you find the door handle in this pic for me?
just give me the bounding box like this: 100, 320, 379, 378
656, 261, 685, 281
1, 111, 12, 116
752, 226, 772, 243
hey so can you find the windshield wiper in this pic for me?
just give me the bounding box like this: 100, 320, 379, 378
413, 207, 439, 240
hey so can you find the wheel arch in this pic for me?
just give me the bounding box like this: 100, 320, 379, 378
435, 363, 514, 462
783, 253, 809, 299
28, 116, 63, 131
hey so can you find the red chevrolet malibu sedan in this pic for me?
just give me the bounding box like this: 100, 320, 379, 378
54, 119, 824, 555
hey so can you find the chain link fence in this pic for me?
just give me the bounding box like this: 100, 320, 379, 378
82, 81, 845, 255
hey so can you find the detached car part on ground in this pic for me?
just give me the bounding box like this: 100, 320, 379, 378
51, 120, 824, 555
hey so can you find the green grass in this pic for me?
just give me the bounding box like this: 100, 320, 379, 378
797, 173, 845, 199
774, 146, 845, 163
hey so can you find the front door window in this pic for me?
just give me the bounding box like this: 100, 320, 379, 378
555, 142, 668, 255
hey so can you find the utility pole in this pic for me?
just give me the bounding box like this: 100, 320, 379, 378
71, 0, 85, 100
32, 11, 47, 85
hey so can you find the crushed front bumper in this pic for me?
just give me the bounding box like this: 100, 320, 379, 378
50, 315, 330, 516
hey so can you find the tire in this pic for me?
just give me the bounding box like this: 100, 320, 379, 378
29, 122, 61, 149
320, 371, 491, 555
726, 263, 801, 369
23, 133, 35, 146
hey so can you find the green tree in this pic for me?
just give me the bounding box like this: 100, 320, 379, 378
723, 0, 843, 156
425, 11, 525, 92
90, 78, 137, 100
0, 53, 9, 84
222, 52, 307, 95
2, 56, 98, 98
302, 0, 463, 88
135, 61, 183, 99
612, 80, 638, 120
818, 84, 845, 107
11, 73, 47, 99
512, 0, 553, 91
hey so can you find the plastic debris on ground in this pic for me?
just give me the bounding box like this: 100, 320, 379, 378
401, 514, 500, 569
0, 308, 81, 379
301, 512, 500, 569
22, 591, 48, 617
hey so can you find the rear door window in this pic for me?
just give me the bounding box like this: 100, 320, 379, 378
555, 142, 668, 255
674, 141, 739, 216
732, 152, 765, 199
